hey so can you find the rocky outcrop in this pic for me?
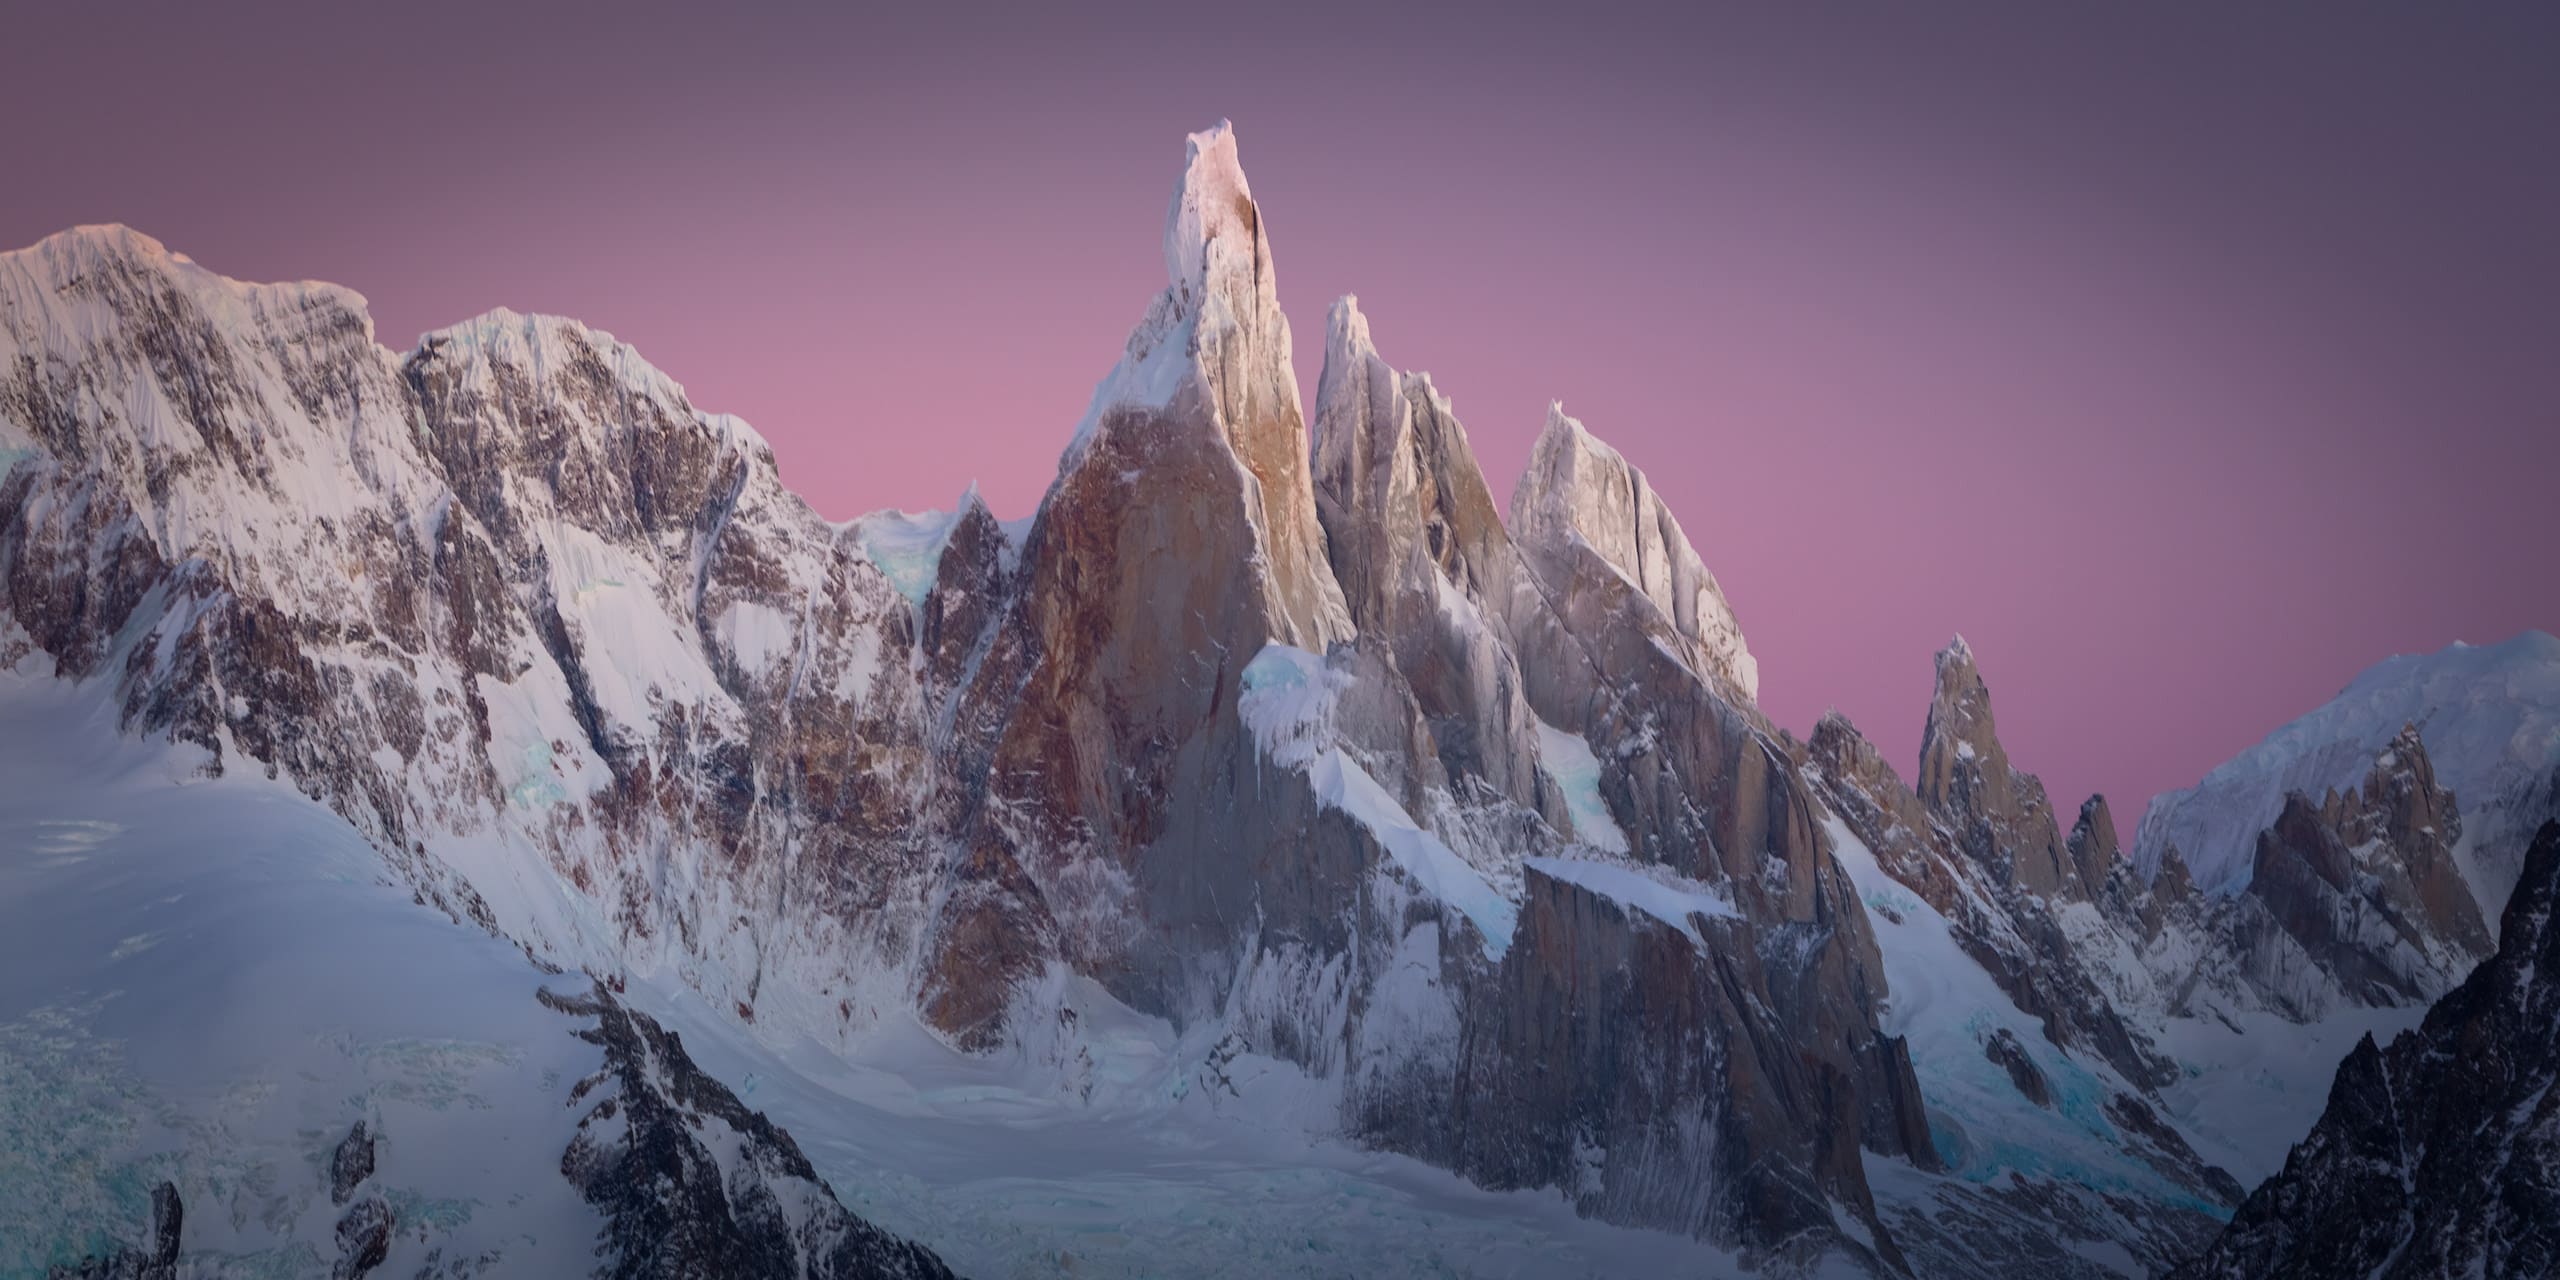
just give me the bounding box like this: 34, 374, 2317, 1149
1983, 1027, 2051, 1107
2240, 723, 2489, 1010
1508, 403, 1757, 703
331, 1196, 393, 1280
2065, 795, 2120, 898
1917, 636, 2086, 901
329, 1121, 376, 1205
2116, 724, 2500, 1023
545, 984, 959, 1280
1296, 295, 1936, 1262
1806, 696, 2176, 1094
2099, 841, 2197, 945
45, 1182, 180, 1280
1445, 867, 1923, 1275
2172, 821, 2560, 1279
919, 491, 1012, 691
1308, 295, 1552, 819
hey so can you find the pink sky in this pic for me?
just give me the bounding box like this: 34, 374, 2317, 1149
6, 2, 2554, 818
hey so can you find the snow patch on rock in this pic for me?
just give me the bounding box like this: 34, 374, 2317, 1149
1241, 645, 1517, 958
1525, 855, 1734, 945
1532, 714, 1629, 853
853, 500, 968, 608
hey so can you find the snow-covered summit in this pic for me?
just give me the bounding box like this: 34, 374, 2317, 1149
2135, 630, 2560, 908
1066, 120, 1292, 444
412, 307, 777, 460
2, 223, 375, 324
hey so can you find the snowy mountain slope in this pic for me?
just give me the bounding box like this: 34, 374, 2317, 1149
0, 213, 948, 1059
0, 667, 950, 1279
1825, 815, 2228, 1279
632, 972, 1780, 1280
2135, 631, 2560, 909
0, 642, 1767, 1277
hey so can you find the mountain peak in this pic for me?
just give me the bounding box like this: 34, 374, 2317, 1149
3, 224, 375, 338
1918, 636, 2085, 897
1049, 121, 1351, 652
1926, 636, 1993, 742
11, 222, 178, 263
1508, 403, 1758, 701
1165, 120, 1256, 301
1325, 292, 1372, 354
1939, 633, 1976, 672
2134, 628, 2560, 903
408, 307, 774, 462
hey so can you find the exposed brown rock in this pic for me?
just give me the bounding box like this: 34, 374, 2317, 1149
2238, 724, 2490, 1014
1984, 1027, 2052, 1108
1917, 636, 2084, 901
2066, 794, 2121, 893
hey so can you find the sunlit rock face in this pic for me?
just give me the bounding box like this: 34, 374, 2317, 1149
1507, 400, 1758, 704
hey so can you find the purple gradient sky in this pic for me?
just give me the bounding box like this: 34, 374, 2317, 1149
8, 1, 2554, 816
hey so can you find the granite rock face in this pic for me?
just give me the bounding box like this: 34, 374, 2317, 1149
1916, 636, 2087, 902
1508, 402, 1758, 704
2104, 724, 2498, 1023
331, 1195, 393, 1280
2172, 821, 2560, 1280
1308, 295, 1552, 820
547, 984, 960, 1280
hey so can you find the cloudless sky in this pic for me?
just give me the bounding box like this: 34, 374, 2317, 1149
5, 0, 2554, 819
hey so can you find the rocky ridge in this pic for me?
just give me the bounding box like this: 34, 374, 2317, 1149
2099, 724, 2497, 1025
2, 122, 2548, 1277
2171, 820, 2560, 1279
0, 126, 1935, 1271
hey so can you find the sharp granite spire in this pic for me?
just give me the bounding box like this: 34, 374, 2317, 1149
1508, 402, 1758, 701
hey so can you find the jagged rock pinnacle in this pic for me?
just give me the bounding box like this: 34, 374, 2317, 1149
1508, 403, 1758, 701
